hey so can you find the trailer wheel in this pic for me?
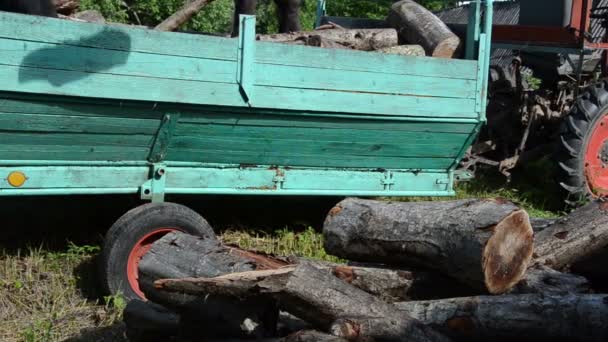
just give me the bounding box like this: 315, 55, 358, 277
100, 202, 216, 301
557, 79, 608, 203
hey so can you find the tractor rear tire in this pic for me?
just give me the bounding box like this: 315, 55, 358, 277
100, 202, 216, 302
556, 79, 608, 204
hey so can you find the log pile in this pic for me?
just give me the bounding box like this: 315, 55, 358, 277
121, 197, 608, 342
51, 0, 459, 58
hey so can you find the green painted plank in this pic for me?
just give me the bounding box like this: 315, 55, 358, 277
167, 149, 454, 169
173, 123, 469, 143
0, 145, 149, 161
255, 63, 477, 99
0, 113, 160, 134
0, 12, 238, 61
0, 38, 236, 85
177, 116, 477, 133
0, 133, 154, 147
0, 65, 477, 118
256, 41, 478, 80
170, 136, 463, 158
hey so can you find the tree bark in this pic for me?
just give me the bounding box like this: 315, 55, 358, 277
155, 0, 215, 32
257, 28, 399, 51
533, 200, 608, 270
387, 0, 461, 58
396, 294, 608, 342
138, 231, 284, 339
510, 264, 591, 295
72, 10, 105, 24
156, 264, 450, 342
123, 299, 179, 342
55, 0, 79, 15
376, 45, 425, 56
323, 198, 534, 294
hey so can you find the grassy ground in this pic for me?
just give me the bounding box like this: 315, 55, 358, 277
0, 165, 566, 341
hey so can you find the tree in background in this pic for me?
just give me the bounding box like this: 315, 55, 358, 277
80, 0, 459, 34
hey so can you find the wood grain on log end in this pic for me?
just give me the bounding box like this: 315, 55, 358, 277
431, 37, 461, 58
483, 209, 534, 294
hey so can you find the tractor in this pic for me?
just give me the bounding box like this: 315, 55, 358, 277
437, 0, 608, 205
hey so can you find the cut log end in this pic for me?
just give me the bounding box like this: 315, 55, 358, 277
483, 210, 534, 294
431, 37, 461, 58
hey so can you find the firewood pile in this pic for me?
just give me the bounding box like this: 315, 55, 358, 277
123, 197, 608, 342
53, 0, 460, 58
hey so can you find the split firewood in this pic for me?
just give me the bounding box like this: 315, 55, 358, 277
156, 264, 451, 342
138, 231, 284, 338
533, 200, 608, 269
257, 28, 399, 51
376, 45, 425, 56
155, 0, 215, 32
396, 294, 608, 342
55, 0, 79, 15
323, 198, 534, 294
387, 0, 461, 58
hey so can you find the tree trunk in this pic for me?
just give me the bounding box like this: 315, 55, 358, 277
387, 0, 461, 58
396, 294, 608, 342
533, 200, 608, 270
156, 264, 450, 342
123, 299, 179, 342
257, 28, 399, 51
323, 198, 534, 294
138, 231, 284, 339
155, 0, 215, 32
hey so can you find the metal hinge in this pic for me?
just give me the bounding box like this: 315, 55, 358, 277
141, 164, 167, 203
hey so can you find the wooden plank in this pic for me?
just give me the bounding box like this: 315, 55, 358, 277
0, 94, 478, 129
255, 63, 477, 99
0, 145, 149, 161
0, 65, 477, 118
0, 113, 160, 134
166, 149, 454, 169
0, 12, 237, 61
174, 123, 469, 143
0, 132, 154, 147
0, 38, 236, 85
170, 136, 463, 158
256, 41, 478, 80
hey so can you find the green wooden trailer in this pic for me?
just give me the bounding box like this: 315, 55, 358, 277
0, 1, 493, 300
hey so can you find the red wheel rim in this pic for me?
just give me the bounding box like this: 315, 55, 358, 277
584, 113, 608, 197
127, 228, 179, 300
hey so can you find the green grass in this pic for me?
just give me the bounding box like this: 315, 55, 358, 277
0, 244, 126, 342
220, 227, 344, 263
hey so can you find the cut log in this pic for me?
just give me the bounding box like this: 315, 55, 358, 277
155, 0, 215, 32
138, 231, 284, 338
323, 198, 534, 294
376, 45, 425, 56
533, 200, 608, 269
571, 246, 608, 292
257, 28, 399, 51
295, 258, 475, 301
510, 264, 591, 295
387, 0, 461, 58
72, 10, 105, 24
156, 264, 450, 342
55, 0, 79, 15
396, 294, 608, 342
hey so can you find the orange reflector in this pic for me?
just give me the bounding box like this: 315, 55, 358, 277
7, 171, 27, 187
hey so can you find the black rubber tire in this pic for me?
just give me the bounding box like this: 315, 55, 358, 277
556, 79, 608, 204
99, 202, 216, 301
